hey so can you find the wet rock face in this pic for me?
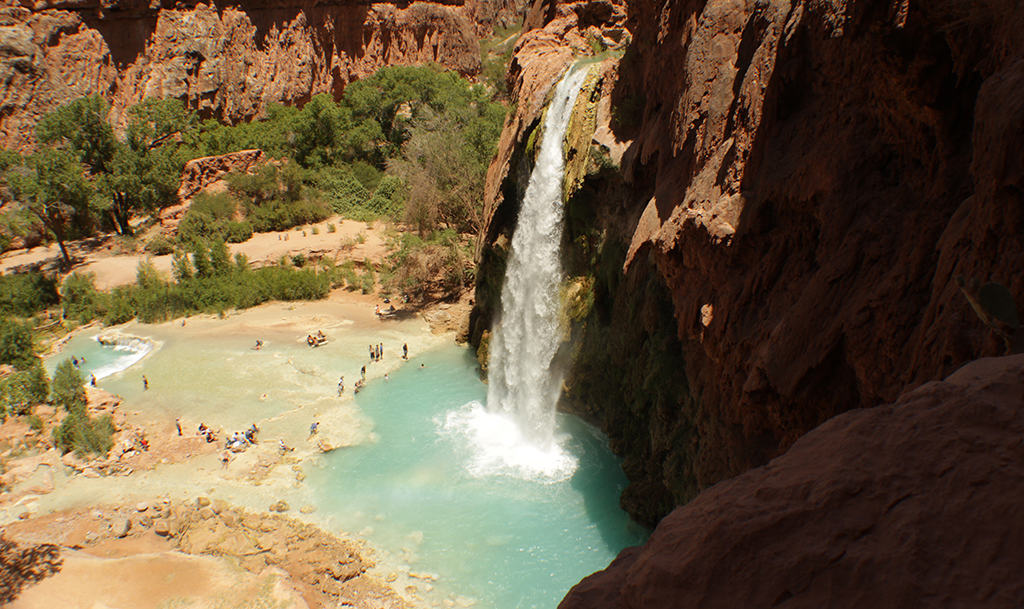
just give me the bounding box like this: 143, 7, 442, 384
559, 355, 1024, 609
479, 0, 1024, 523
0, 0, 527, 149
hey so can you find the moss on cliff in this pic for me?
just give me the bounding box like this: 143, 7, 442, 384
558, 172, 698, 526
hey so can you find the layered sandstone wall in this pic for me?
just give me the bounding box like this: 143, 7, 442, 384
0, 0, 526, 149
474, 0, 1024, 524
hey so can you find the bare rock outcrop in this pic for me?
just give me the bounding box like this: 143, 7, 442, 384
560, 354, 1024, 609
0, 0, 528, 149
158, 148, 266, 229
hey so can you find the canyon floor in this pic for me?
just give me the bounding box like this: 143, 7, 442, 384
0, 225, 474, 608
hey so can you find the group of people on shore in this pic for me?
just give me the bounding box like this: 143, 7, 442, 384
306, 331, 328, 347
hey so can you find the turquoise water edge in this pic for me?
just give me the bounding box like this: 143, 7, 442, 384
48, 329, 648, 609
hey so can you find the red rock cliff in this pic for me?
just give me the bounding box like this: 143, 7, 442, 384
0, 0, 526, 149
476, 0, 1024, 524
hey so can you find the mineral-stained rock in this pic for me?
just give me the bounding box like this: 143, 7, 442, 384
559, 355, 1024, 609
268, 500, 289, 513
175, 149, 265, 203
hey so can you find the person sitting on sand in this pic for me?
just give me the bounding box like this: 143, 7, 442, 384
279, 439, 293, 453
317, 330, 326, 339
307, 335, 315, 346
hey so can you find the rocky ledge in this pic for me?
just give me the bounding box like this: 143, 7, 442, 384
559, 354, 1024, 609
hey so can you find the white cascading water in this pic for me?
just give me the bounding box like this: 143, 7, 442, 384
449, 65, 589, 480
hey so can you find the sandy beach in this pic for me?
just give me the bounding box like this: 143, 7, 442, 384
0, 285, 470, 609
0, 215, 391, 290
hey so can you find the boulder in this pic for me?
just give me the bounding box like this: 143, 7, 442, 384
114, 517, 131, 538
153, 519, 171, 537
269, 500, 289, 513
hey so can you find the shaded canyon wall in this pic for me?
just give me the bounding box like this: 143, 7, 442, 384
472, 0, 1024, 526
0, 0, 526, 149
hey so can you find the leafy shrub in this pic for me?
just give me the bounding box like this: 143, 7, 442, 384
51, 359, 86, 413
291, 253, 306, 268
144, 234, 175, 255
225, 221, 253, 243
0, 272, 59, 317
0, 360, 48, 418
0, 319, 35, 368
246, 196, 330, 232
27, 413, 43, 432
60, 272, 103, 323
191, 191, 237, 220
327, 223, 336, 233
53, 411, 114, 456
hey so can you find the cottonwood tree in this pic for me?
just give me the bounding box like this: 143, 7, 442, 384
5, 148, 93, 268
37, 96, 194, 235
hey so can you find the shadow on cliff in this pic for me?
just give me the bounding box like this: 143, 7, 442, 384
83, 13, 158, 69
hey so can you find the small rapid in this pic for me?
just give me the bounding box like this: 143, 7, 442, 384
486, 65, 589, 464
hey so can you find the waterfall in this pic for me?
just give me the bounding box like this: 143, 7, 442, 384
486, 65, 589, 450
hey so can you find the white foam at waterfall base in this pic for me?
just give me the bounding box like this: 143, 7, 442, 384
89, 334, 155, 380
439, 401, 579, 482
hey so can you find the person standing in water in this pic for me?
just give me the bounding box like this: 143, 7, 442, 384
360, 366, 366, 380
402, 343, 408, 359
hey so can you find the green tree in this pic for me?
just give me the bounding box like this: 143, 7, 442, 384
293, 94, 351, 167
36, 95, 117, 175
38, 97, 192, 236
172, 250, 194, 283
5, 148, 93, 268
